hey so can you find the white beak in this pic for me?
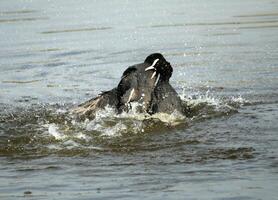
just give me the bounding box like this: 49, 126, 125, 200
154, 73, 160, 86
127, 88, 135, 103
151, 71, 156, 79
145, 59, 159, 71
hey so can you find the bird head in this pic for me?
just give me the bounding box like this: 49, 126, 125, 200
144, 53, 173, 83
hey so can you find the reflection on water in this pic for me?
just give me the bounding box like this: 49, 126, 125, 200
0, 17, 48, 23
148, 20, 278, 28
41, 27, 112, 34
1, 9, 37, 15
235, 12, 278, 18
0, 0, 278, 199
2, 80, 41, 84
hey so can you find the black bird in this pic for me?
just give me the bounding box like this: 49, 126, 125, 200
144, 53, 185, 114
73, 53, 186, 118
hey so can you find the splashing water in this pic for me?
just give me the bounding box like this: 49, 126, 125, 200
0, 89, 248, 157
47, 123, 66, 140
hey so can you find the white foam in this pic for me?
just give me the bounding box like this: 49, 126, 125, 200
117, 101, 149, 120
94, 105, 117, 120
79, 102, 186, 137
101, 122, 127, 137
49, 90, 247, 139
48, 123, 66, 140
151, 110, 186, 125
181, 90, 221, 107
85, 118, 129, 137
230, 95, 248, 105
63, 140, 80, 149
75, 132, 88, 140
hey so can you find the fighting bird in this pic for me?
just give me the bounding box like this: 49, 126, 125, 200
73, 53, 187, 118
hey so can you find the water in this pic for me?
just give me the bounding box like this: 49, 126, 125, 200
0, 0, 278, 199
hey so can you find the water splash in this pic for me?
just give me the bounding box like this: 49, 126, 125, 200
47, 123, 66, 140
0, 90, 248, 157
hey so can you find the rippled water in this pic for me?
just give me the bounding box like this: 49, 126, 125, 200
1, 0, 278, 199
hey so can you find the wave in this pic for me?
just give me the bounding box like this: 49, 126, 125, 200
0, 90, 249, 158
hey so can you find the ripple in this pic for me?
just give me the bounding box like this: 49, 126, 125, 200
207, 147, 255, 160
239, 24, 278, 29
0, 17, 48, 23
0, 9, 38, 15
146, 20, 278, 28
234, 12, 278, 18
41, 27, 112, 34
2, 80, 42, 84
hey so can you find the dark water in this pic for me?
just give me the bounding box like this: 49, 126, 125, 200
1, 0, 278, 199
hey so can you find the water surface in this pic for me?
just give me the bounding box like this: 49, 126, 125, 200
0, 0, 278, 199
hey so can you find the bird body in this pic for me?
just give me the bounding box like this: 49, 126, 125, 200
73, 53, 187, 118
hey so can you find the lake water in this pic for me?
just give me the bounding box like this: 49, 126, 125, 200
0, 0, 278, 199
